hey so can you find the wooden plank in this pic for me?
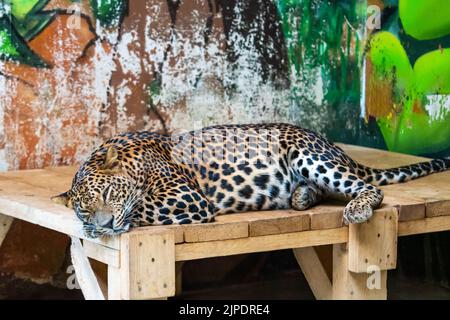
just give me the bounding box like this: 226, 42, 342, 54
0, 166, 74, 194
308, 196, 424, 229
332, 243, 387, 300
0, 213, 13, 247
348, 208, 398, 273
84, 241, 120, 268
398, 215, 450, 236
70, 237, 105, 300
0, 179, 120, 249
183, 221, 248, 243
383, 195, 425, 221
107, 266, 122, 300
120, 229, 175, 299
293, 247, 332, 300
249, 212, 309, 236
381, 171, 450, 206
426, 200, 450, 218
215, 210, 310, 237
89, 259, 109, 299
308, 201, 344, 230
175, 227, 348, 261
135, 225, 184, 244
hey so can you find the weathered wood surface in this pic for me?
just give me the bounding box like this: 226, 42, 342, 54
0, 144, 448, 248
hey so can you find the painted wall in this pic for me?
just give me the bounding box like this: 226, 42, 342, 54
0, 0, 448, 285
0, 0, 366, 172
366, 0, 450, 156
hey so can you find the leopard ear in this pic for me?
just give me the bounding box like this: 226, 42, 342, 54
102, 146, 121, 172
51, 191, 73, 208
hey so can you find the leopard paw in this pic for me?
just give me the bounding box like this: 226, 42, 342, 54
291, 186, 319, 210
343, 201, 373, 224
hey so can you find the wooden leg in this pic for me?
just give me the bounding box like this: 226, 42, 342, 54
348, 208, 398, 272
114, 229, 175, 300
332, 208, 398, 300
293, 246, 332, 300
107, 265, 122, 300
70, 237, 105, 300
0, 214, 13, 247
332, 243, 387, 299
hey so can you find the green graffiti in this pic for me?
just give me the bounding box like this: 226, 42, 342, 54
0, 29, 18, 56
90, 0, 127, 28
275, 0, 369, 144
10, 0, 55, 41
0, 0, 53, 67
369, 1, 450, 155
0, 0, 128, 68
0, 15, 49, 67
400, 0, 450, 40
276, 0, 364, 100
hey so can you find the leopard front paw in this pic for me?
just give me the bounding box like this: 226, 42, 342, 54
343, 201, 373, 225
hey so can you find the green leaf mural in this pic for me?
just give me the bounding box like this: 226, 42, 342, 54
0, 0, 129, 68
10, 0, 55, 41
399, 0, 450, 40
90, 0, 128, 28
368, 1, 450, 156
0, 14, 49, 67
0, 0, 53, 67
275, 0, 368, 144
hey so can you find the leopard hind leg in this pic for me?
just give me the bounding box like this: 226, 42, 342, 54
295, 158, 384, 224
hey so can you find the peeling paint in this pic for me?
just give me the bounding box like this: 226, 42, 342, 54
0, 0, 365, 169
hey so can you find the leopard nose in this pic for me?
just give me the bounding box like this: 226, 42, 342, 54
94, 210, 114, 228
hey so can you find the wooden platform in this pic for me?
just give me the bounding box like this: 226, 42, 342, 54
0, 144, 449, 299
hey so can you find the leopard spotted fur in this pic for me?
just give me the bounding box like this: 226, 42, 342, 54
52, 123, 450, 238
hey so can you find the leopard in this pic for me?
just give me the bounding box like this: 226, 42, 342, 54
51, 123, 450, 238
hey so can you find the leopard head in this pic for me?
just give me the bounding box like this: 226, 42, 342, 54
52, 145, 143, 238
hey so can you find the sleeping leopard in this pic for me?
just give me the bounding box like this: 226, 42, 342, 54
52, 123, 450, 238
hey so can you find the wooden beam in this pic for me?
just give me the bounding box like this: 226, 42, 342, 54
133, 225, 184, 243
70, 237, 105, 300
119, 229, 175, 300
384, 195, 425, 221
332, 243, 387, 300
84, 241, 120, 268
426, 200, 450, 218
175, 227, 348, 261
0, 213, 13, 247
107, 265, 122, 300
293, 247, 332, 300
398, 215, 450, 236
183, 221, 248, 242
215, 210, 310, 237
348, 208, 398, 273
89, 259, 108, 299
